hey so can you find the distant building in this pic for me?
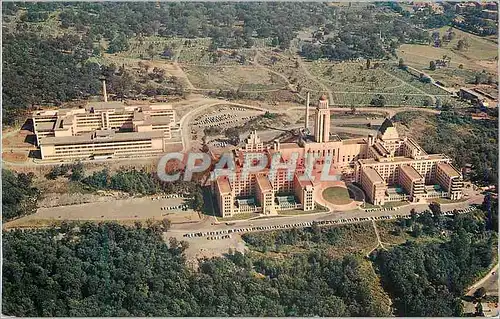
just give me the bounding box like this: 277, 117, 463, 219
459, 88, 490, 107
455, 1, 481, 13
32, 101, 178, 161
482, 9, 498, 20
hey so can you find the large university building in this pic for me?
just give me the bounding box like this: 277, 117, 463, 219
32, 101, 178, 161
212, 95, 463, 217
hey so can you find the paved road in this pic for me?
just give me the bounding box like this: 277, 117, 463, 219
168, 196, 482, 239
467, 264, 499, 296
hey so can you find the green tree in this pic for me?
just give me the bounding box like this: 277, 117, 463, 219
429, 60, 436, 71
107, 33, 129, 53
71, 162, 85, 181
398, 58, 406, 69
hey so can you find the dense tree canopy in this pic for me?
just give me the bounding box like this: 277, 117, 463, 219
2, 205, 497, 317
2, 169, 40, 221
3, 222, 388, 317
2, 32, 101, 124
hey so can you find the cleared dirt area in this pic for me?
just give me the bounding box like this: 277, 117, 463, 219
2, 152, 28, 163
175, 233, 247, 266
2, 129, 36, 148
4, 197, 201, 230
99, 54, 193, 88
37, 191, 127, 208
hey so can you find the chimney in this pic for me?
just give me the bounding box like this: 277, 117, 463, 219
273, 139, 280, 151
368, 134, 375, 146
101, 79, 108, 102
305, 92, 310, 130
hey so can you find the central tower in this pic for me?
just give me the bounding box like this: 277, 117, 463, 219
314, 95, 330, 143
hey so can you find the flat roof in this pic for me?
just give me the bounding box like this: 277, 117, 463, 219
342, 137, 366, 145
362, 167, 385, 184
359, 153, 449, 165
216, 177, 232, 194
437, 162, 461, 177
400, 165, 423, 181
85, 101, 126, 110
36, 121, 56, 131
256, 175, 273, 192
40, 130, 164, 146
279, 142, 301, 150
150, 115, 174, 125
296, 172, 314, 188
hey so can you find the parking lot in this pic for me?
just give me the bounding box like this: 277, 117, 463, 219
182, 205, 478, 241
192, 106, 261, 130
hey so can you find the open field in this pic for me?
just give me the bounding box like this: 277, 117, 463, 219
397, 27, 498, 77
258, 50, 322, 94
115, 35, 272, 65
398, 43, 497, 74
308, 61, 404, 91
183, 65, 288, 91
98, 54, 193, 88
177, 38, 256, 65
304, 60, 453, 106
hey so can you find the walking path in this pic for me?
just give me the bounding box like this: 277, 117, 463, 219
466, 263, 499, 296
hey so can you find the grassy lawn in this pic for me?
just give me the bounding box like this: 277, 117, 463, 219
382, 201, 410, 208
432, 197, 467, 204
363, 202, 380, 209
363, 201, 409, 210
279, 204, 329, 216
217, 213, 259, 222
322, 187, 353, 205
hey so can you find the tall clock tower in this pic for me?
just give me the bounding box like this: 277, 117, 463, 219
314, 95, 330, 143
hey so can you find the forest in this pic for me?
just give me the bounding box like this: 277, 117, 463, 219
3, 203, 497, 317
375, 217, 496, 316
2, 32, 102, 124
299, 12, 430, 61
2, 169, 40, 221
3, 222, 388, 317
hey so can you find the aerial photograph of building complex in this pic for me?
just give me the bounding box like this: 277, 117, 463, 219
2, 1, 498, 317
